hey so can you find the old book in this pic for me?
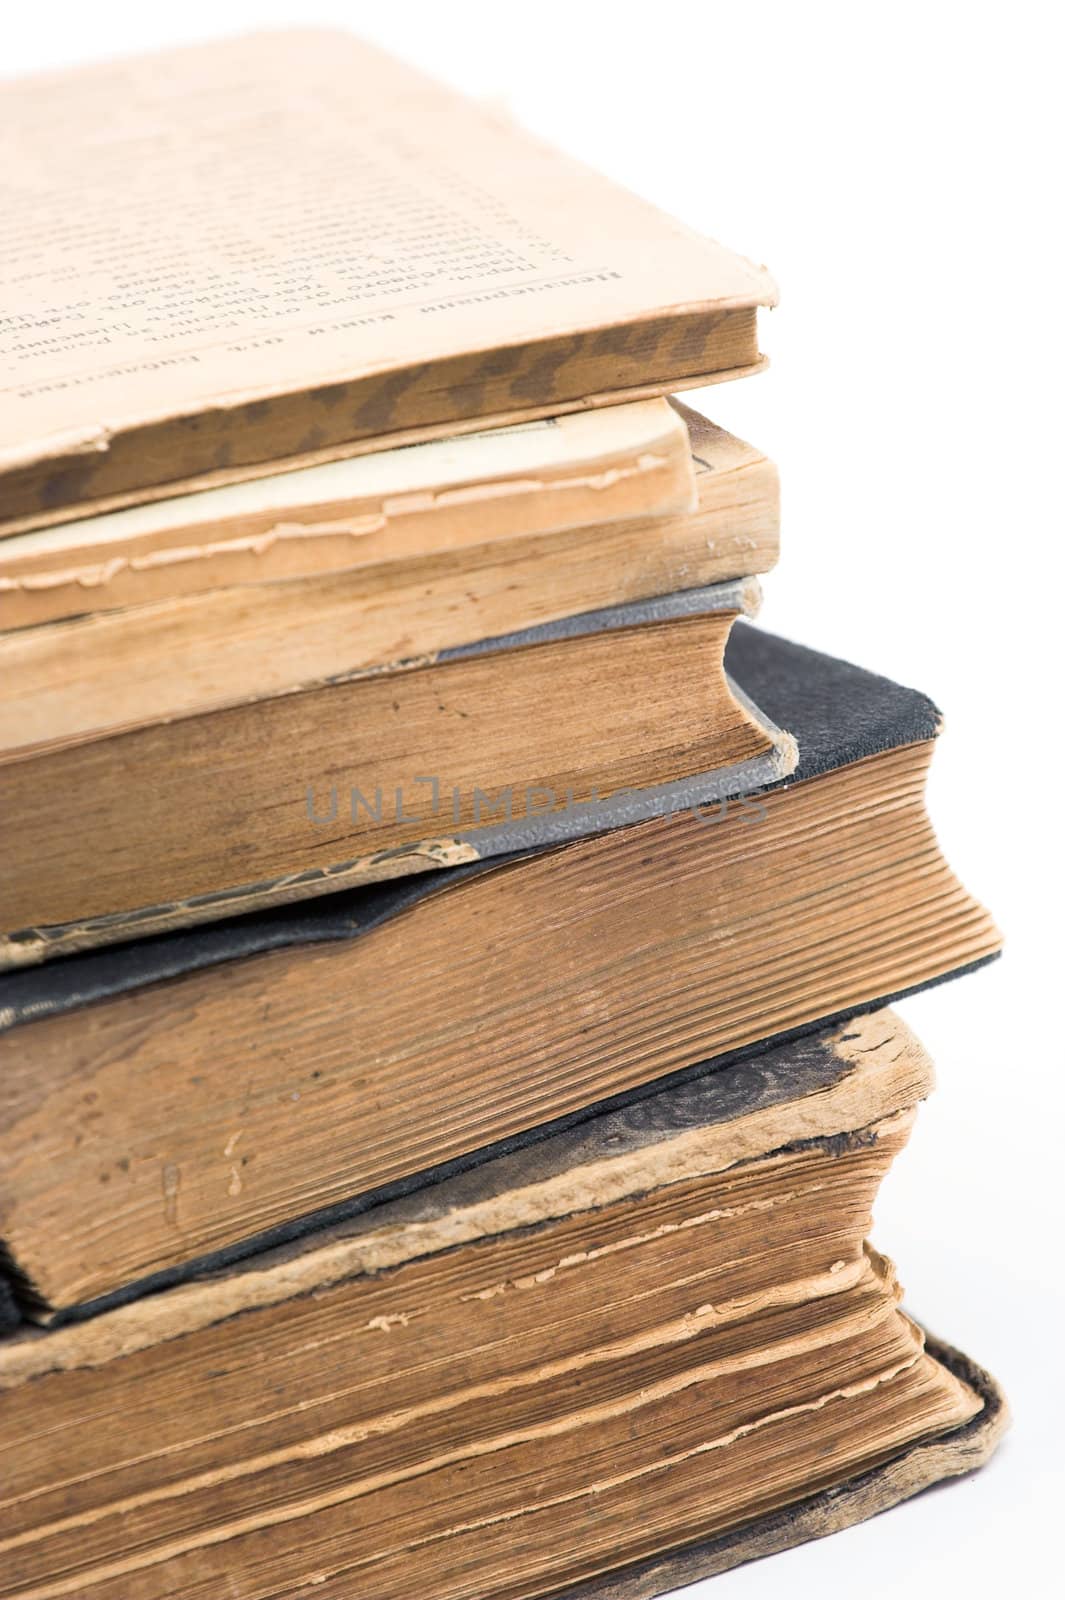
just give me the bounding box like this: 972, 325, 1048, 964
0, 32, 775, 536
0, 404, 779, 749
0, 582, 794, 966
0, 627, 1001, 1316
0, 1011, 1007, 1598
0, 398, 710, 629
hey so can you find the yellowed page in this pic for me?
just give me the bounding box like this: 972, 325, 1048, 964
0, 400, 693, 624
0, 31, 774, 528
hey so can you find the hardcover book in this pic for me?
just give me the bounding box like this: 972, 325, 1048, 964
0, 1010, 1006, 1598
0, 581, 792, 964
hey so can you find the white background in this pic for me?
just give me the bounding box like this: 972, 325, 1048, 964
5, 4, 1062, 1595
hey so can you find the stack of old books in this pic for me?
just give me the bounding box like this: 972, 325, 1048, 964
0, 31, 1006, 1600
